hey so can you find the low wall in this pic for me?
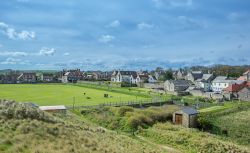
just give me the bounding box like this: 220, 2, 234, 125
190, 90, 224, 100
165, 91, 189, 96
144, 83, 164, 89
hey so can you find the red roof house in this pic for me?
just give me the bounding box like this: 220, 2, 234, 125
224, 81, 247, 93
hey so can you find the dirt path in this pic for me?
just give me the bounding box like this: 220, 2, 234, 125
135, 135, 182, 153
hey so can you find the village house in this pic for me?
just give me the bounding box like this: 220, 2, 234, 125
185, 71, 203, 82
148, 75, 157, 83
61, 69, 83, 83
17, 72, 37, 83
0, 74, 5, 84
41, 73, 55, 82
164, 80, 192, 93
237, 69, 250, 81
195, 74, 215, 92
211, 76, 244, 93
0, 73, 18, 84
173, 107, 199, 128
136, 74, 149, 83
238, 86, 250, 102
223, 81, 247, 100
136, 74, 157, 83
174, 69, 186, 80
111, 70, 137, 84
91, 71, 112, 81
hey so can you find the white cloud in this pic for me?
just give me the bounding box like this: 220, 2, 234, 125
137, 22, 154, 30
0, 22, 35, 40
0, 58, 25, 65
0, 51, 28, 57
63, 52, 70, 56
39, 47, 56, 56
108, 20, 120, 28
98, 35, 115, 43
152, 0, 193, 9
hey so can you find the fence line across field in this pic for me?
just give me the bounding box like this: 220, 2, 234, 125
68, 97, 169, 109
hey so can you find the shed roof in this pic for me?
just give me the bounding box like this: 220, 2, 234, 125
39, 105, 67, 111
182, 107, 198, 115
176, 107, 198, 115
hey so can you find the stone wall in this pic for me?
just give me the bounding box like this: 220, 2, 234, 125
144, 83, 164, 89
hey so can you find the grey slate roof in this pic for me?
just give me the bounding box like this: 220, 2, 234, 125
182, 107, 198, 115
120, 71, 137, 76
191, 71, 203, 80
169, 80, 192, 86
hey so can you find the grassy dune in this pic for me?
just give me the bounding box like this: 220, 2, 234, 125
0, 100, 165, 153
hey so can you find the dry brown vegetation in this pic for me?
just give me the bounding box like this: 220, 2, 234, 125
0, 100, 165, 153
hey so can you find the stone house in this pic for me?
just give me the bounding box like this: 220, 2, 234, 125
223, 81, 247, 100
91, 71, 112, 81
61, 69, 83, 83
111, 70, 137, 84
185, 71, 203, 82
173, 107, 199, 128
238, 87, 250, 101
174, 69, 185, 80
17, 72, 36, 83
196, 74, 215, 92
41, 73, 54, 82
164, 80, 192, 92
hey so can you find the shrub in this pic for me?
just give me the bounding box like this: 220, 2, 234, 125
127, 114, 153, 130
116, 106, 134, 116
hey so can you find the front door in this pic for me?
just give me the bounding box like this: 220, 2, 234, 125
175, 114, 183, 125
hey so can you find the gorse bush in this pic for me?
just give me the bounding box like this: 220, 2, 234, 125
0, 100, 58, 123
80, 105, 180, 132
116, 106, 134, 116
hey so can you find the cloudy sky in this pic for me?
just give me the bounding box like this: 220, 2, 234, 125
0, 0, 249, 70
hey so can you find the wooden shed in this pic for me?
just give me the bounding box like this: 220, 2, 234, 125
39, 105, 67, 114
173, 107, 199, 128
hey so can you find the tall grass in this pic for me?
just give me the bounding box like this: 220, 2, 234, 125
0, 100, 165, 153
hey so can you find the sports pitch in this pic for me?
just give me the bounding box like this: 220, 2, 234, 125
0, 84, 149, 106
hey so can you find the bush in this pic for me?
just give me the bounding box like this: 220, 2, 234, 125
0, 100, 58, 123
126, 114, 153, 130
116, 106, 134, 116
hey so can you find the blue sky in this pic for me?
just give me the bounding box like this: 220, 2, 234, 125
0, 0, 249, 70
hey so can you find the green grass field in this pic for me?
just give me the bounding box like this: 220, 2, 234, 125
0, 84, 150, 106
